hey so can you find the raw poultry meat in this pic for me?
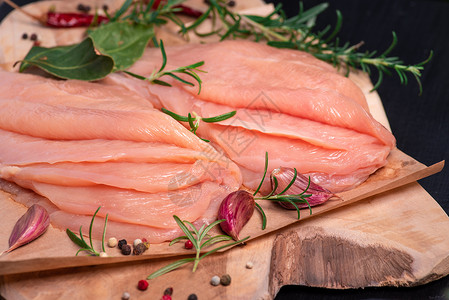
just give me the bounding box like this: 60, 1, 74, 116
104, 40, 396, 193
0, 70, 241, 242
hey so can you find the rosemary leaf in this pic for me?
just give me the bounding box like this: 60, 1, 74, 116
147, 257, 195, 279
200, 236, 250, 259
253, 152, 269, 196
102, 214, 108, 253
66, 229, 88, 249
161, 108, 189, 122
277, 168, 297, 195
88, 207, 101, 249
202, 111, 236, 123
255, 202, 267, 230
173, 215, 199, 249
200, 234, 233, 248
198, 219, 226, 242
169, 235, 189, 246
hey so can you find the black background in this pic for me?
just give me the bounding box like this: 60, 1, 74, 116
1, 0, 448, 299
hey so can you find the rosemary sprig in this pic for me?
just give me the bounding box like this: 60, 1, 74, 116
147, 215, 249, 279
183, 1, 431, 93
252, 152, 312, 230
161, 107, 236, 142
66, 206, 108, 256
124, 40, 205, 92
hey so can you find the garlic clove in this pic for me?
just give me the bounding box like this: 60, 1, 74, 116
271, 167, 333, 209
218, 190, 255, 240
6, 204, 50, 253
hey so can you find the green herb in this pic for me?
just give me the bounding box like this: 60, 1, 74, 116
66, 206, 108, 256
182, 1, 431, 93
18, 0, 203, 90
124, 40, 205, 91
252, 152, 312, 230
18, 38, 114, 81
88, 22, 155, 71
147, 215, 249, 279
161, 108, 236, 142
17, 0, 431, 92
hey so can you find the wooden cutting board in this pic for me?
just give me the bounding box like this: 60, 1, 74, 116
0, 1, 448, 299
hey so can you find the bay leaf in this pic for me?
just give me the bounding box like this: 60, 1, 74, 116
19, 38, 114, 81
88, 22, 154, 71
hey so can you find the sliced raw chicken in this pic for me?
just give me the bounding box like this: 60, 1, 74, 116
0, 70, 241, 242
104, 40, 396, 192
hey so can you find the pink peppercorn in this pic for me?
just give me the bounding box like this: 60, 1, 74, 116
137, 279, 149, 291
185, 240, 193, 249
161, 295, 172, 300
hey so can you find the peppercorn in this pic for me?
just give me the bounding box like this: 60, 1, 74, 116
102, 4, 109, 11
99, 252, 108, 257
118, 239, 127, 249
227, 0, 236, 7
133, 243, 146, 255
187, 294, 198, 300
121, 244, 132, 255
77, 4, 85, 11
143, 241, 150, 249
184, 240, 193, 249
210, 275, 220, 286
133, 239, 142, 248
161, 295, 172, 300
137, 279, 149, 291
108, 237, 118, 248
220, 274, 232, 286
121, 291, 130, 300
30, 33, 37, 41
246, 261, 254, 269
164, 287, 173, 295
22, 33, 28, 40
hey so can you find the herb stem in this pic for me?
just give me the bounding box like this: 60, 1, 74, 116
193, 250, 201, 272
241, 15, 288, 42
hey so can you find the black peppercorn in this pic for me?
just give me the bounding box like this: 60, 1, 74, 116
121, 244, 131, 255
22, 33, 28, 40
133, 243, 146, 255
220, 274, 231, 286
118, 239, 127, 249
102, 4, 109, 11
77, 4, 85, 11
30, 33, 37, 41
227, 0, 236, 7
164, 287, 173, 295
187, 294, 198, 300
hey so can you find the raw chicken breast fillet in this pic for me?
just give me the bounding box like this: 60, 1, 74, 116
104, 40, 396, 193
0, 70, 241, 242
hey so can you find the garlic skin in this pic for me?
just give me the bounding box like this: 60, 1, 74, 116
218, 190, 255, 240
6, 204, 50, 253
271, 167, 333, 209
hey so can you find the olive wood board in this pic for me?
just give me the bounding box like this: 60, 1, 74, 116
0, 0, 448, 298
1, 181, 449, 300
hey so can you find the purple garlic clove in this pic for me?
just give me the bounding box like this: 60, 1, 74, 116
218, 190, 255, 240
271, 167, 333, 210
5, 204, 50, 253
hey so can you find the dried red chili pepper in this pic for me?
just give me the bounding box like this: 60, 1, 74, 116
174, 4, 203, 18
5, 0, 202, 29
46, 12, 109, 28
